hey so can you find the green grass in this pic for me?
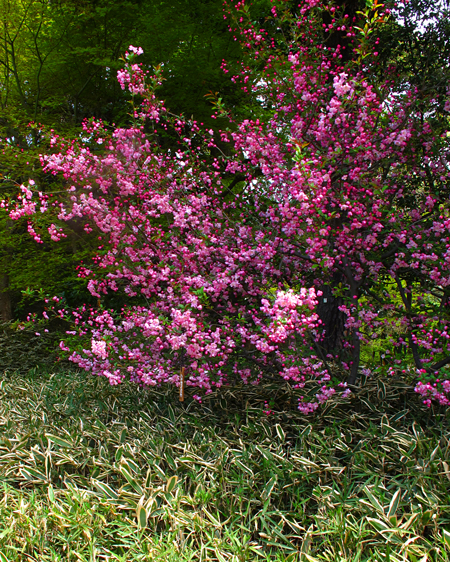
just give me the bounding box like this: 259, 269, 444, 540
0, 367, 449, 561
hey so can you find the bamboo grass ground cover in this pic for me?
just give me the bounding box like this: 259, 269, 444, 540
0, 367, 449, 561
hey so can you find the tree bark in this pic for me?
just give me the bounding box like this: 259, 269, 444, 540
316, 281, 346, 356
0, 273, 12, 322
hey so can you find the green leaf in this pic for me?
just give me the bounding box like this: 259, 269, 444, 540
48, 483, 55, 503
137, 502, 148, 529
275, 424, 285, 442
363, 486, 384, 514
367, 517, 391, 532
262, 476, 278, 501
145, 468, 153, 488
122, 458, 141, 474
166, 475, 178, 493
46, 433, 73, 448
92, 479, 118, 500
421, 510, 432, 525
119, 466, 144, 495
399, 512, 419, 531
234, 459, 253, 475
20, 467, 48, 482
153, 463, 166, 480
443, 528, 450, 548
387, 489, 401, 520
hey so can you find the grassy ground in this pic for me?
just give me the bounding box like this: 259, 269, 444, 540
0, 367, 449, 561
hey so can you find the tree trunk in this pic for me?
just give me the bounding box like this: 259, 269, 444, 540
316, 283, 346, 356
0, 274, 12, 323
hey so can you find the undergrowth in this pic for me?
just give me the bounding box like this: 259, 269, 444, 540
0, 367, 449, 561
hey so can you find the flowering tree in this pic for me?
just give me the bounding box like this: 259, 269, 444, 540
221, 0, 450, 407
6, 0, 450, 411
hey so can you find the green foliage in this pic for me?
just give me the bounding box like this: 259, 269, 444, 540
0, 325, 67, 371
0, 368, 449, 560
0, 0, 245, 127
0, 0, 252, 320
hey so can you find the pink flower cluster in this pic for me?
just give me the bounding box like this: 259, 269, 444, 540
6, 0, 450, 412
415, 376, 450, 407
117, 46, 147, 95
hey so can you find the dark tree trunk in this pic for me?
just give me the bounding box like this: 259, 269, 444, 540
316, 269, 362, 385
0, 274, 12, 323
316, 283, 346, 356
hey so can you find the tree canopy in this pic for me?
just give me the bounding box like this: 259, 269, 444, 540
2, 0, 450, 411
3, 0, 450, 412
